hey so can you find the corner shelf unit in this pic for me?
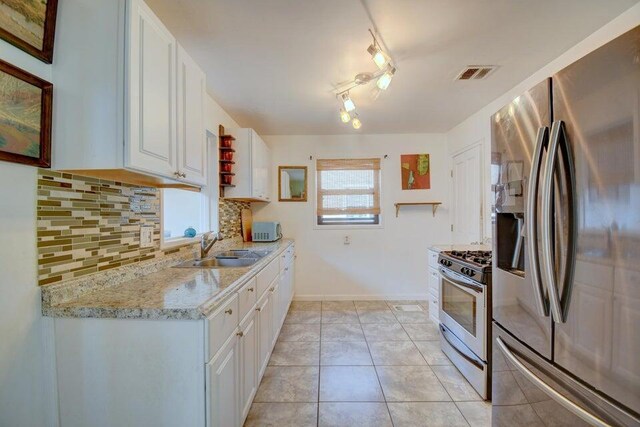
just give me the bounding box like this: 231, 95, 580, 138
394, 202, 442, 217
218, 125, 237, 196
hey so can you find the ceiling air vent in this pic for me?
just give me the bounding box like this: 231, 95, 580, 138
456, 65, 497, 80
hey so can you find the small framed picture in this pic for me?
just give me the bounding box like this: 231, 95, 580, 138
0, 59, 52, 168
0, 0, 59, 64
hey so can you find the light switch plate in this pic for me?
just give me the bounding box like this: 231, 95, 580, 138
344, 235, 351, 245
140, 225, 154, 248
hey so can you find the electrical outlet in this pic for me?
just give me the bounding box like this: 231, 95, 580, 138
140, 225, 154, 248
344, 235, 351, 245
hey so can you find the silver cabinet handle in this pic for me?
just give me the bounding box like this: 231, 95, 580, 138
180, 172, 186, 178
236, 331, 244, 337
496, 337, 611, 427
255, 307, 261, 312
248, 287, 254, 292
269, 287, 275, 292
224, 309, 233, 315
526, 126, 550, 317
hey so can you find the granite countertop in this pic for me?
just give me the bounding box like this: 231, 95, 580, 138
42, 239, 294, 320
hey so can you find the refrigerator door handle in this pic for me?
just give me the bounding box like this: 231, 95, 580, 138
496, 337, 612, 427
541, 122, 564, 323
526, 126, 550, 317
542, 121, 577, 323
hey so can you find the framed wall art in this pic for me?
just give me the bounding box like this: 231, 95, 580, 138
401, 153, 431, 190
0, 0, 59, 63
0, 59, 52, 167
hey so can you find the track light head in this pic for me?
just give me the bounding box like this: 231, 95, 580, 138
341, 93, 356, 112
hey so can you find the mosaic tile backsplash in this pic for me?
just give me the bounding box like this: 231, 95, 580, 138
37, 170, 249, 286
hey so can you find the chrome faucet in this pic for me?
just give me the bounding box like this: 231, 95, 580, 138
200, 231, 223, 259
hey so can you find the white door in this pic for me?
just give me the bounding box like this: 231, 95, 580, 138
207, 334, 239, 427
257, 294, 272, 379
239, 313, 258, 423
177, 44, 207, 185
452, 145, 482, 244
127, 0, 177, 178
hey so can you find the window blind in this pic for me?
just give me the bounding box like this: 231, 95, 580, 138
316, 158, 381, 216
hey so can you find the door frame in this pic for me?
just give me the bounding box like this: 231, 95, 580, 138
450, 140, 485, 244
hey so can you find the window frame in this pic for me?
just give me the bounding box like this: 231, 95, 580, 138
313, 157, 384, 230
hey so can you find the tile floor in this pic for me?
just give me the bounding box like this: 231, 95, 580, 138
244, 300, 491, 427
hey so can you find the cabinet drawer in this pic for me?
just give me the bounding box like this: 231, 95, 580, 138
280, 246, 294, 271
257, 258, 279, 297
238, 277, 258, 322
207, 294, 239, 361
428, 268, 440, 296
428, 250, 440, 269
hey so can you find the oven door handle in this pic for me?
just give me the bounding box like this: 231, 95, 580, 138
439, 268, 483, 293
440, 324, 483, 369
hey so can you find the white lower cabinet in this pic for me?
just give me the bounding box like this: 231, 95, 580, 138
258, 283, 275, 378
207, 333, 240, 427
239, 312, 258, 423
53, 243, 295, 427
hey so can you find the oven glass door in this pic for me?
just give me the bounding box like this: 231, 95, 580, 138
439, 268, 486, 359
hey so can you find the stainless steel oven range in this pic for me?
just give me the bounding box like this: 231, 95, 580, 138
438, 250, 492, 399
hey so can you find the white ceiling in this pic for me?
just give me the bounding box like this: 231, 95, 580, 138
146, 0, 637, 135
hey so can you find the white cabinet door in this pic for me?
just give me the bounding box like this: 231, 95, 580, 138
176, 44, 207, 186
270, 282, 281, 348
226, 128, 271, 201
126, 0, 178, 178
257, 293, 273, 380
207, 333, 239, 427
239, 313, 258, 423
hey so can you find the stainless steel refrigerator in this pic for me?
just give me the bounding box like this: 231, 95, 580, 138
491, 26, 640, 426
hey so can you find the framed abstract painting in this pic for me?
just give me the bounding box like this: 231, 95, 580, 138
0, 59, 52, 168
0, 0, 59, 63
401, 154, 431, 190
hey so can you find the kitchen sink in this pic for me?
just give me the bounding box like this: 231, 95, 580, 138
174, 257, 259, 268
215, 249, 272, 258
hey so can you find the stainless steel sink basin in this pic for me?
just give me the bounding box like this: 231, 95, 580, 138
174, 257, 259, 268
214, 249, 271, 259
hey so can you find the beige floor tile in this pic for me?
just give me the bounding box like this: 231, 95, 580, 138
318, 402, 393, 427
431, 365, 482, 401
289, 301, 321, 311
376, 365, 451, 402
321, 309, 360, 323
354, 300, 390, 310
319, 366, 384, 402
456, 401, 491, 427
321, 323, 365, 341
368, 341, 427, 366
402, 322, 440, 340
386, 300, 426, 307
414, 340, 452, 365
362, 323, 410, 341
244, 402, 318, 427
278, 323, 321, 342
394, 310, 431, 324
322, 301, 355, 310
388, 402, 469, 427
357, 308, 399, 324
285, 310, 321, 324
320, 341, 372, 365
254, 366, 319, 403
269, 341, 320, 366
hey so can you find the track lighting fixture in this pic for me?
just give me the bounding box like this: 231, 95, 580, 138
341, 93, 356, 112
352, 115, 362, 130
368, 44, 388, 70
339, 108, 351, 123
376, 67, 396, 90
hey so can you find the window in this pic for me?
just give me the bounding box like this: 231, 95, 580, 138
316, 158, 381, 226
161, 188, 210, 248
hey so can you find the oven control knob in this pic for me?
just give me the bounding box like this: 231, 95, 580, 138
461, 267, 467, 274
469, 270, 476, 277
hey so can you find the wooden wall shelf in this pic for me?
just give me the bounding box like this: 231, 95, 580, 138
394, 202, 442, 217
218, 125, 237, 197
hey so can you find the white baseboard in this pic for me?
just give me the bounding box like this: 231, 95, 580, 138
293, 294, 428, 301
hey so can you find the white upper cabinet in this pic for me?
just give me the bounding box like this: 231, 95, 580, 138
126, 0, 178, 178
176, 44, 207, 186
52, 0, 208, 188
225, 129, 271, 202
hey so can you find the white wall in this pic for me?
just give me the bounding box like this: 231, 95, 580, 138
447, 3, 640, 238
252, 134, 451, 300
0, 41, 57, 427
